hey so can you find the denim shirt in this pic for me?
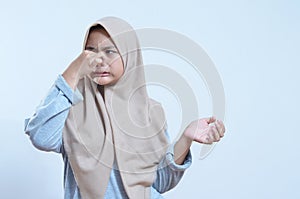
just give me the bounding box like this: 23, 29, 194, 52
24, 75, 192, 199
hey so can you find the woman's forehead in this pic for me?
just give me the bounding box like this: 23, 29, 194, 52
86, 29, 115, 47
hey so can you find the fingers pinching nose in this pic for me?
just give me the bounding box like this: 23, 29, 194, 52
95, 58, 103, 63
89, 57, 103, 69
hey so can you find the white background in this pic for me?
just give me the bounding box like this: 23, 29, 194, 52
0, 0, 299, 198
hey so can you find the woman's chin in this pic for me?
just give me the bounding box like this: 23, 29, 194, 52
92, 77, 103, 85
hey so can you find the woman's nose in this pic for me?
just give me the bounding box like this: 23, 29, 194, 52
95, 57, 103, 64
94, 57, 103, 68
95, 56, 109, 68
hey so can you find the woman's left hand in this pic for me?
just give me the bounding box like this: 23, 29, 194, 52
183, 116, 226, 144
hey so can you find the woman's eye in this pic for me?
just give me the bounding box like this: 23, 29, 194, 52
105, 49, 117, 54
85, 47, 97, 52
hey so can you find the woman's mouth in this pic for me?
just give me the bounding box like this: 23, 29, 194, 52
93, 72, 110, 77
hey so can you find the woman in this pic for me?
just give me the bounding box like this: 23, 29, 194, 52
25, 16, 225, 199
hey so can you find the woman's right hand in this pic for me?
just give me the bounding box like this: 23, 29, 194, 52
62, 50, 100, 90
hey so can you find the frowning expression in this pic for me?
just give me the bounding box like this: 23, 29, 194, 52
85, 28, 124, 86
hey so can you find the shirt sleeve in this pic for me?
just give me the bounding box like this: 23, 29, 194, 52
24, 75, 83, 153
152, 131, 192, 193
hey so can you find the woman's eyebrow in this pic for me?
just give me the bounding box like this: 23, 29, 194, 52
100, 45, 117, 50
85, 44, 97, 48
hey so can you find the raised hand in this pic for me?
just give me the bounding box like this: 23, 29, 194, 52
183, 116, 225, 144
62, 50, 101, 90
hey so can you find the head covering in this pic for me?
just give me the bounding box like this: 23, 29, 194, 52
63, 16, 169, 199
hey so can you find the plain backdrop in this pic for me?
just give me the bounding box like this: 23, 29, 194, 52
0, 0, 299, 198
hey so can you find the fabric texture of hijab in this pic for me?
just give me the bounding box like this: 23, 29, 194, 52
62, 16, 169, 199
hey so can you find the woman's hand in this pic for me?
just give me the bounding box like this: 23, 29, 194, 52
174, 116, 225, 164
184, 116, 225, 144
62, 50, 101, 90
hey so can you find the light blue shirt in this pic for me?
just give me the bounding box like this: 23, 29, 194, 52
24, 75, 192, 199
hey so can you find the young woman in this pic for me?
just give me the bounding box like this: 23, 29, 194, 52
25, 16, 225, 199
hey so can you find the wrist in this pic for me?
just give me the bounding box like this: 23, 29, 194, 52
181, 133, 193, 146
182, 127, 194, 143
174, 133, 193, 165
62, 68, 80, 90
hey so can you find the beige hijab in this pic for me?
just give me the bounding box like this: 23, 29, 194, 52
63, 16, 169, 199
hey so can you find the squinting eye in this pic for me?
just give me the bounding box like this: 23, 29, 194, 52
105, 49, 118, 54
85, 46, 97, 52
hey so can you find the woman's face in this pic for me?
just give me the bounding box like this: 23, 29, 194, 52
85, 28, 124, 86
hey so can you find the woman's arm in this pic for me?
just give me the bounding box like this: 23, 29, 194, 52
152, 117, 225, 193
152, 142, 192, 194
174, 116, 226, 165
25, 50, 95, 152
24, 75, 83, 153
